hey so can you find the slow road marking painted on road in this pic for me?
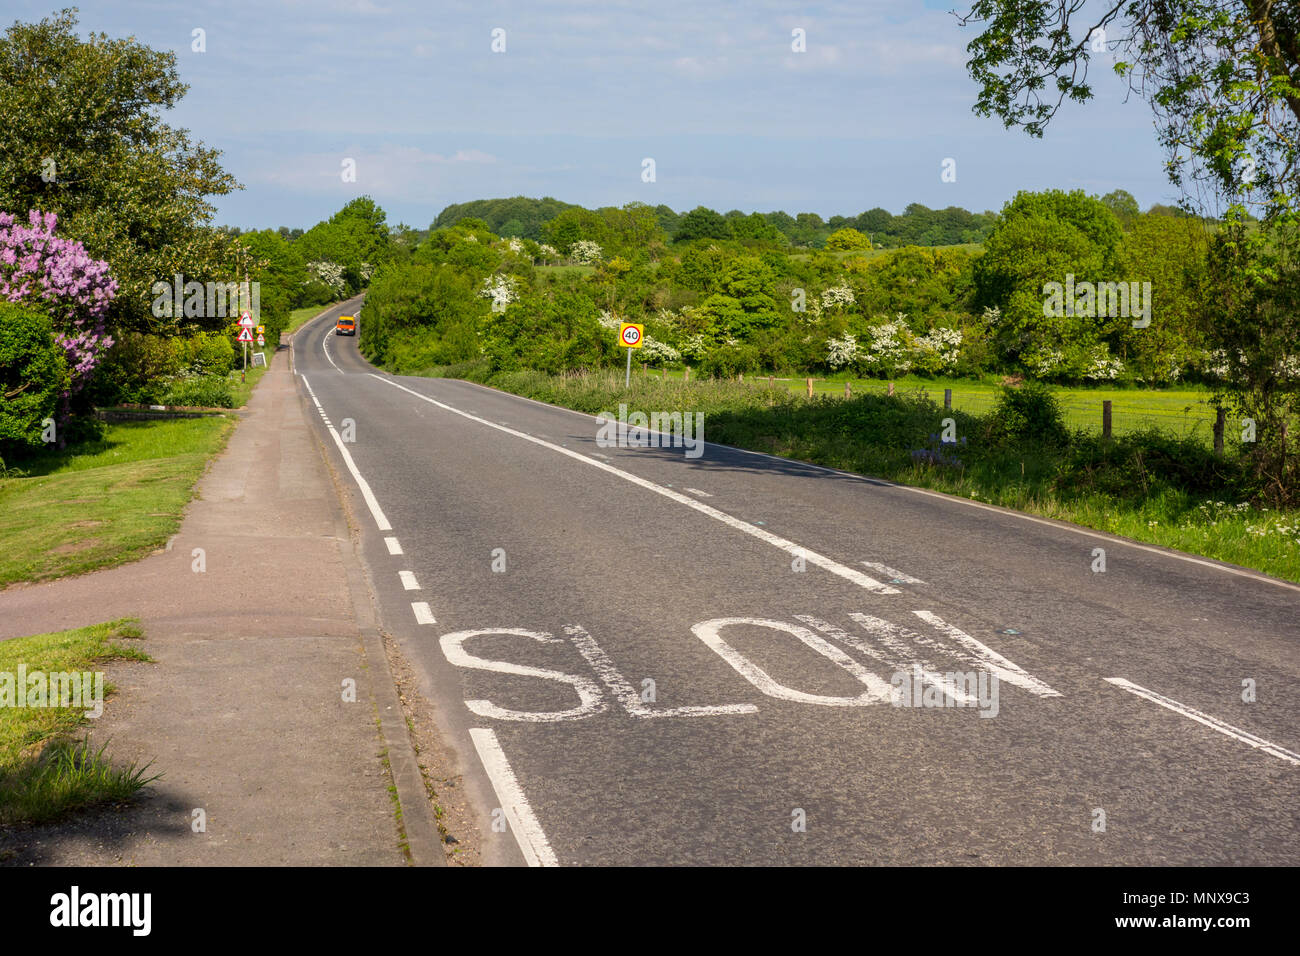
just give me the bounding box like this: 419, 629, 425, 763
860, 561, 924, 585
1105, 678, 1300, 765
368, 374, 901, 595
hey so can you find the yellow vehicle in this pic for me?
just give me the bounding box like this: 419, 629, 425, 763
335, 315, 356, 336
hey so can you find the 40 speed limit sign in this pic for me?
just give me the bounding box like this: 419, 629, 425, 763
619, 322, 644, 349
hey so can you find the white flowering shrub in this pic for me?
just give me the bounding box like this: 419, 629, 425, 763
1024, 349, 1065, 377
307, 260, 346, 295
536, 243, 559, 262
826, 333, 860, 370
679, 333, 709, 360
479, 274, 520, 308
820, 284, 855, 310
504, 238, 524, 254
596, 309, 621, 330
915, 328, 963, 371
570, 240, 603, 265
863, 319, 913, 374
1083, 350, 1124, 381
641, 337, 681, 365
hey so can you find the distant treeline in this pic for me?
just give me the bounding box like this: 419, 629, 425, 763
428, 193, 1193, 249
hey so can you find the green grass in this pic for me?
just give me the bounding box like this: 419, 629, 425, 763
642, 368, 1222, 443
408, 363, 1300, 583
0, 416, 236, 587
284, 303, 342, 337
0, 618, 158, 826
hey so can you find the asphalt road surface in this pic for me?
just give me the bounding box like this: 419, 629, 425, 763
294, 301, 1300, 866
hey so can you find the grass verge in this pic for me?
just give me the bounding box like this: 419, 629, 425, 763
0, 415, 236, 588
0, 618, 157, 826
407, 362, 1300, 583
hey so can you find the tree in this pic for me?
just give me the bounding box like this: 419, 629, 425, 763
0, 9, 241, 333
974, 190, 1124, 377
825, 227, 872, 251
0, 209, 117, 417
542, 207, 609, 254
1101, 189, 1141, 228
673, 206, 731, 242
958, 1, 1300, 223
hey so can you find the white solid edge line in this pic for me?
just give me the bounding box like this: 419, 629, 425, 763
411, 601, 436, 624
321, 324, 343, 373
367, 374, 900, 595
468, 728, 559, 867
1104, 677, 1300, 766
385, 537, 403, 555
300, 375, 392, 531
437, 376, 1300, 595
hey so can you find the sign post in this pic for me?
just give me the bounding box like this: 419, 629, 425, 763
618, 322, 644, 387
237, 312, 255, 382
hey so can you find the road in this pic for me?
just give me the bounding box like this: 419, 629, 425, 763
293, 302, 1300, 866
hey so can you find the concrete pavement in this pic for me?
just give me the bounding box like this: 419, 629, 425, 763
0, 300, 442, 866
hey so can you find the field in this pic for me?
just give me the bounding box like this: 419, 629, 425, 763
637, 368, 1221, 443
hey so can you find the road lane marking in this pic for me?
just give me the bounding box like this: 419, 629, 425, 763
399, 570, 420, 591
411, 601, 436, 625
564, 624, 757, 718
444, 377, 1300, 594
468, 728, 559, 867
368, 374, 900, 595
321, 326, 343, 373
385, 537, 403, 555
909, 610, 1062, 698
1104, 678, 1300, 765
685, 488, 712, 497
861, 561, 924, 585
301, 375, 392, 531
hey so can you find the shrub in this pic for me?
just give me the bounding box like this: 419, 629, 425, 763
160, 374, 234, 408
0, 302, 71, 458
983, 380, 1070, 447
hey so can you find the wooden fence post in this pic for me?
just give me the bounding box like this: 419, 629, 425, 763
684, 367, 690, 383
1102, 400, 1113, 439
888, 381, 895, 396
806, 377, 813, 398
944, 388, 952, 410
769, 375, 774, 388
1214, 407, 1225, 456
844, 381, 851, 399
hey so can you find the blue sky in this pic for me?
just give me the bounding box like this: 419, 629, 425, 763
13, 0, 1178, 229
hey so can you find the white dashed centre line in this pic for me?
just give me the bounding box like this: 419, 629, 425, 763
399, 570, 420, 591
411, 602, 436, 625
385, 537, 403, 555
